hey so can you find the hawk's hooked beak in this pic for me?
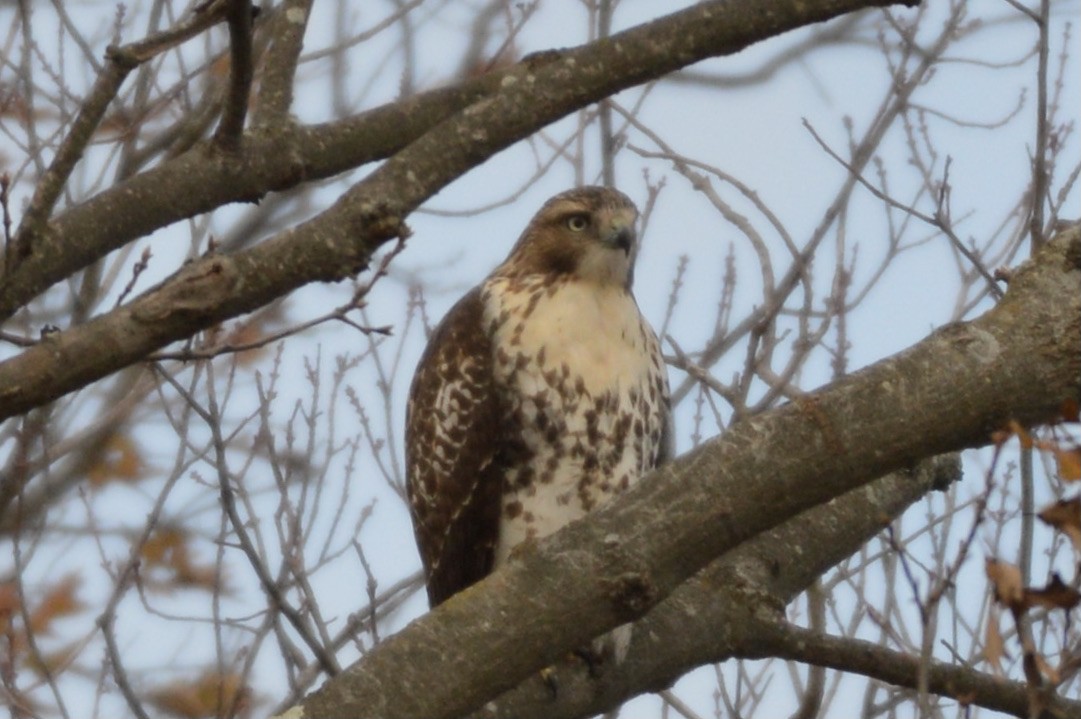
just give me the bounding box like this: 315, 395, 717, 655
601, 207, 637, 256
608, 226, 634, 255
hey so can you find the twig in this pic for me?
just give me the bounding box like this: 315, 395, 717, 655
0, 173, 12, 273
114, 247, 153, 308
213, 0, 255, 149
802, 118, 1004, 299
664, 335, 739, 407
657, 690, 706, 719
95, 441, 190, 719
156, 364, 341, 677
148, 235, 404, 361
10, 1, 233, 265
1028, 0, 1050, 250
353, 541, 382, 645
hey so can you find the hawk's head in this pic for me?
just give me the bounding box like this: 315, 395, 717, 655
497, 186, 640, 288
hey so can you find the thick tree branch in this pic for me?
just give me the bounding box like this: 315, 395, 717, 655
473, 455, 963, 719
478, 450, 1077, 718
0, 73, 499, 323
285, 229, 1079, 719
0, 0, 908, 333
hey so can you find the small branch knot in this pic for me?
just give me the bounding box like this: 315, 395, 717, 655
604, 572, 655, 620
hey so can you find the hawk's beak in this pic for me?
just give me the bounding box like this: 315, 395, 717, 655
609, 226, 634, 254
601, 207, 637, 255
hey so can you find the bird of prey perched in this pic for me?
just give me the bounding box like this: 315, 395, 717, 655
405, 186, 671, 660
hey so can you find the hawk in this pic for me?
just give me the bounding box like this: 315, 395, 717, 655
405, 186, 671, 658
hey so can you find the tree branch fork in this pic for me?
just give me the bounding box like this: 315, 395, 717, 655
0, 0, 912, 416
291, 229, 1079, 718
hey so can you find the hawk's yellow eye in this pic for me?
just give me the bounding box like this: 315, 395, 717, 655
565, 214, 589, 232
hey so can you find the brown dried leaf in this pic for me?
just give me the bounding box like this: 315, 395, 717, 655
173, 559, 226, 593
986, 558, 1024, 609
25, 640, 81, 679
1, 685, 42, 717
1007, 420, 1034, 449
141, 528, 226, 594
990, 429, 1012, 446
984, 612, 1006, 675
1038, 497, 1081, 553
0, 582, 20, 634
87, 433, 144, 486
141, 527, 188, 566
227, 323, 269, 365
29, 575, 84, 635
1022, 573, 1081, 612
1061, 398, 1080, 422
1055, 447, 1081, 482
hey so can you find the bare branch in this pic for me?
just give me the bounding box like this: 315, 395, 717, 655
0, 0, 915, 416
295, 228, 1080, 719
212, 0, 256, 149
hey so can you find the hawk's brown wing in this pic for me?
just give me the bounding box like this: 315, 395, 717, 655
406, 287, 506, 607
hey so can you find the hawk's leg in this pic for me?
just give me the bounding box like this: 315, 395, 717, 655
572, 646, 605, 678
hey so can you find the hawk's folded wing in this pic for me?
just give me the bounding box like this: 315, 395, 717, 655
406, 288, 506, 607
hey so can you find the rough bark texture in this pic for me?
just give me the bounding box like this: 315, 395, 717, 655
0, 0, 912, 419
293, 228, 1079, 719
474, 455, 966, 719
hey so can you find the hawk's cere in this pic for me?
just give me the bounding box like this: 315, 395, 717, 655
405, 186, 671, 657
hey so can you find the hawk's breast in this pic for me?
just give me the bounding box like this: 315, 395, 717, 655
482, 275, 669, 566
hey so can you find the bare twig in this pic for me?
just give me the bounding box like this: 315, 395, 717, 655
213, 0, 255, 149
8, 1, 233, 268
1028, 0, 1051, 250
802, 118, 1004, 299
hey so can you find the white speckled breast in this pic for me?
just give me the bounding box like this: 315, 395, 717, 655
482, 274, 669, 566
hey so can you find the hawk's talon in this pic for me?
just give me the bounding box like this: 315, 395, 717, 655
574, 646, 605, 678
540, 666, 559, 698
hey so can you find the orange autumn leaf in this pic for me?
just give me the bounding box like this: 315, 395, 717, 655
1055, 447, 1081, 482
1022, 573, 1081, 612
1006, 420, 1034, 449
29, 575, 84, 635
173, 555, 226, 593
141, 527, 188, 566
983, 612, 1006, 675
146, 672, 249, 719
1038, 497, 1081, 553
25, 640, 82, 679
985, 558, 1024, 609
141, 528, 226, 594
1061, 398, 1080, 422
0, 582, 20, 634
87, 433, 144, 486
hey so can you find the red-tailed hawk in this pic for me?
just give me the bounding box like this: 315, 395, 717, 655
406, 186, 671, 658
